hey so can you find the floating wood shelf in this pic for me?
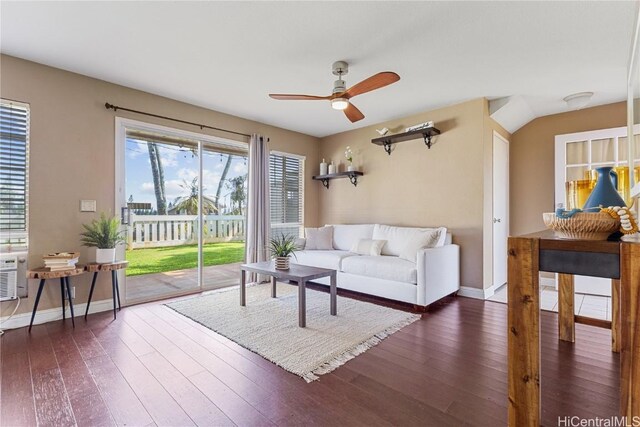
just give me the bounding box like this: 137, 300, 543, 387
371, 127, 441, 155
312, 171, 363, 189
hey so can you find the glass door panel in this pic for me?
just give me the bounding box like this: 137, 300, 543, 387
124, 133, 201, 303
201, 148, 247, 290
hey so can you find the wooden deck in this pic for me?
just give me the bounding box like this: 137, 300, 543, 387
0, 294, 619, 426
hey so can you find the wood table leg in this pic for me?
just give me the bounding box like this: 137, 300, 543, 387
612, 279, 621, 353
65, 277, 75, 328
240, 269, 246, 306
330, 273, 337, 315
28, 279, 46, 332
60, 278, 66, 321
620, 243, 640, 418
271, 276, 277, 298
85, 272, 98, 320
299, 279, 306, 328
507, 237, 540, 427
111, 270, 118, 320
558, 273, 575, 342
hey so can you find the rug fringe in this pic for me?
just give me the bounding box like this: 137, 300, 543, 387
302, 314, 420, 383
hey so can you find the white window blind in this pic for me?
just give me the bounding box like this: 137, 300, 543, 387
0, 100, 29, 247
269, 153, 304, 238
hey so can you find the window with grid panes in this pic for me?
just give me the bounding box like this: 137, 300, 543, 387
0, 100, 29, 249
269, 153, 304, 238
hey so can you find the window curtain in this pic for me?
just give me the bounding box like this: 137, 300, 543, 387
245, 134, 271, 282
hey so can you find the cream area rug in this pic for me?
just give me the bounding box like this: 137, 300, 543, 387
166, 282, 420, 382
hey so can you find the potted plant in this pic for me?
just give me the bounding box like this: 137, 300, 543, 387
269, 233, 298, 270
80, 213, 125, 263
345, 146, 354, 171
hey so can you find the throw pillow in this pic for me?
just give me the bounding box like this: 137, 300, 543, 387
399, 228, 444, 262
304, 226, 334, 250
350, 239, 386, 256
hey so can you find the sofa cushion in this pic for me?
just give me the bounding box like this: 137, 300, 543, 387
350, 238, 386, 256
341, 255, 417, 284
328, 224, 375, 251
398, 229, 444, 262
293, 250, 356, 270
372, 224, 447, 256
304, 226, 333, 250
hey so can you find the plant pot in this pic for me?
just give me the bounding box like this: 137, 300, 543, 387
274, 256, 290, 270
347, 164, 355, 172
96, 248, 116, 264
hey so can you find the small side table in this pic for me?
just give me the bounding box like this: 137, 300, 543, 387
27, 267, 85, 332
84, 261, 128, 319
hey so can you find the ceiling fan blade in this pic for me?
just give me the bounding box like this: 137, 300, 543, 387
344, 72, 400, 98
344, 103, 365, 123
269, 94, 330, 101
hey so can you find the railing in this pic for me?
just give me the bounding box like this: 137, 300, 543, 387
127, 214, 245, 249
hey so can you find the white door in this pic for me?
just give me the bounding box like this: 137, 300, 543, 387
492, 132, 509, 289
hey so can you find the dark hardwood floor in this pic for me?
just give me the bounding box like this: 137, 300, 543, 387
1, 294, 619, 426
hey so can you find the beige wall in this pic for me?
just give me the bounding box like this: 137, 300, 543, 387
317, 98, 494, 289
510, 102, 627, 236
0, 54, 320, 317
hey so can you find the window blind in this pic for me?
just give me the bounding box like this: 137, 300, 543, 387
0, 100, 29, 247
269, 153, 304, 238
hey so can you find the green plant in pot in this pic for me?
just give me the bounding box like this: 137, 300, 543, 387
269, 233, 298, 270
80, 213, 125, 264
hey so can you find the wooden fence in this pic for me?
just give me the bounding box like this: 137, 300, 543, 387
127, 214, 245, 249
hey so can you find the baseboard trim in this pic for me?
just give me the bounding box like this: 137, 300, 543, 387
0, 299, 114, 330
458, 284, 500, 300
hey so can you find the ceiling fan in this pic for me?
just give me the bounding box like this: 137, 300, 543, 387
269, 61, 400, 123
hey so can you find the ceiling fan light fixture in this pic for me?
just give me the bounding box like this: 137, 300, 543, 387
331, 97, 349, 110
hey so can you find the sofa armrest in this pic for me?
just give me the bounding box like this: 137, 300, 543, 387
416, 244, 460, 306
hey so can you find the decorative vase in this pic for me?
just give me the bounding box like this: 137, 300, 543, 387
274, 256, 290, 270
347, 164, 354, 172
96, 248, 116, 264
328, 162, 336, 174
583, 166, 627, 209
320, 159, 328, 175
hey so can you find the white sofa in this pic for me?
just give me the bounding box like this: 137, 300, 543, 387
293, 224, 460, 309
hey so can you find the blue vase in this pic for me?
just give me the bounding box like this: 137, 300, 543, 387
583, 166, 626, 209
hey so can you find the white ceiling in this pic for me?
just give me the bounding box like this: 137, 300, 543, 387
0, 1, 636, 137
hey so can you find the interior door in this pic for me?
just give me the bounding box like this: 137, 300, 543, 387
492, 132, 509, 289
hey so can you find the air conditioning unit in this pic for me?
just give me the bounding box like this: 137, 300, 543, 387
0, 255, 18, 301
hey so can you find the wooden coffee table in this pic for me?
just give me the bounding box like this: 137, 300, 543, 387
240, 261, 337, 327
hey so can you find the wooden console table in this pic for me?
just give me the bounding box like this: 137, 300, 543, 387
507, 230, 640, 425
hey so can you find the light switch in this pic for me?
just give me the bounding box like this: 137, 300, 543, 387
80, 200, 97, 212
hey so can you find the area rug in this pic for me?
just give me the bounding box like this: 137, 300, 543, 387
166, 283, 420, 382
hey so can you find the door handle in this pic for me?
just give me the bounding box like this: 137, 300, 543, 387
493, 218, 501, 223
121, 206, 131, 225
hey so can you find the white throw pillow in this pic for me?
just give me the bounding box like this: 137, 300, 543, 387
399, 228, 444, 262
350, 239, 386, 256
304, 226, 334, 250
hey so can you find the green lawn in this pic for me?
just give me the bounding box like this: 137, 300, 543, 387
125, 242, 245, 276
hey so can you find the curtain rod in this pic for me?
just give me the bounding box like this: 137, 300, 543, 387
104, 102, 251, 138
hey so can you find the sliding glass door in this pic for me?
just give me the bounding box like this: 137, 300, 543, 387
116, 119, 247, 304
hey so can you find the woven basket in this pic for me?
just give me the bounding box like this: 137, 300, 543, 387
542, 212, 619, 240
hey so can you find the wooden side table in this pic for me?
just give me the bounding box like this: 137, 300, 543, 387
507, 231, 640, 425
84, 261, 128, 319
27, 267, 85, 332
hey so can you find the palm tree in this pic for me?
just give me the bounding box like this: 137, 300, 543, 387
147, 142, 167, 214
227, 174, 247, 215
214, 154, 233, 212
172, 177, 217, 215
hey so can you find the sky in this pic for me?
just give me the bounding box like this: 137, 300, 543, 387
125, 138, 248, 213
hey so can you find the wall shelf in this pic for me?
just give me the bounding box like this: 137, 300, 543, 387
371, 127, 441, 155
312, 171, 363, 189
